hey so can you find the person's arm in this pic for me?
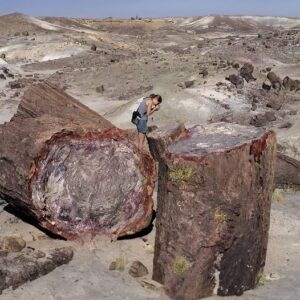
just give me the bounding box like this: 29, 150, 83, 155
147, 101, 158, 116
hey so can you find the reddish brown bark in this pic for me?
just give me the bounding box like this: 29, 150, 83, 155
148, 122, 276, 299
0, 82, 156, 240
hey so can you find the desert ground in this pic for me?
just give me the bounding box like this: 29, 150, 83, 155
0, 13, 300, 299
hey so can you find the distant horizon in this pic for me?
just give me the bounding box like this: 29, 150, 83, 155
2, 11, 300, 21
1, 0, 300, 19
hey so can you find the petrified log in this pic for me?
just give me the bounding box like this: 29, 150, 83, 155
282, 76, 300, 92
148, 122, 276, 300
239, 63, 256, 82
225, 74, 244, 89
275, 152, 300, 187
0, 246, 73, 294
267, 72, 282, 90
0, 82, 156, 239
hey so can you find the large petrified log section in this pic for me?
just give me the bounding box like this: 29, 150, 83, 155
148, 123, 276, 300
0, 82, 156, 239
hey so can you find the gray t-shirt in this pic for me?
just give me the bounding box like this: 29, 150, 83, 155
137, 98, 148, 120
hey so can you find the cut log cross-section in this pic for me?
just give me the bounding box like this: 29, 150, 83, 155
0, 82, 156, 240
147, 123, 276, 300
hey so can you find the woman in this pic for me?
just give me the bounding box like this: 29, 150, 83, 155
136, 94, 162, 150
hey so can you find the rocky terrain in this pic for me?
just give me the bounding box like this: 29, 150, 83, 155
0, 13, 300, 299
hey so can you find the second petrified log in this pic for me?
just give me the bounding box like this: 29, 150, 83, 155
0, 82, 156, 240
148, 123, 276, 299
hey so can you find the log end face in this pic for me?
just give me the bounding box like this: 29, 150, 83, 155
30, 131, 155, 240
167, 122, 270, 161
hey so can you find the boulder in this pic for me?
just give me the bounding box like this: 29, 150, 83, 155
267, 72, 282, 90
225, 74, 244, 89
240, 63, 256, 82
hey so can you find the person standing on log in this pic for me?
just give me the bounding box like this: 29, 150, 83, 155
136, 94, 162, 150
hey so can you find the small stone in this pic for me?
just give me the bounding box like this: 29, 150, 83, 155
91, 44, 97, 51
9, 81, 23, 89
96, 85, 105, 93
22, 31, 29, 36
140, 279, 163, 291
109, 256, 127, 272
265, 111, 276, 122
262, 79, 272, 91
2, 67, 9, 74
109, 261, 117, 271
184, 80, 195, 88
266, 272, 280, 281
129, 261, 149, 278
0, 74, 6, 80
0, 53, 6, 59
199, 68, 208, 78
278, 122, 293, 129
1, 236, 26, 253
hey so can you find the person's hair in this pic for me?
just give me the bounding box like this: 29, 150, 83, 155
156, 95, 162, 104
149, 94, 162, 104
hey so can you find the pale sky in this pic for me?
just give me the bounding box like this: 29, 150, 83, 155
1, 0, 300, 18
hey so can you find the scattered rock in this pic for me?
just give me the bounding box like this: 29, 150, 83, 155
225, 74, 244, 89
9, 81, 23, 89
22, 31, 29, 36
240, 63, 256, 82
199, 68, 208, 78
178, 80, 195, 89
128, 261, 149, 278
266, 94, 284, 110
0, 236, 26, 253
266, 272, 280, 281
262, 79, 272, 91
283, 76, 300, 92
279, 122, 293, 129
265, 111, 276, 122
109, 256, 127, 272
1, 67, 9, 74
140, 279, 164, 291
250, 112, 276, 127
91, 44, 97, 51
96, 85, 105, 93
0, 74, 6, 80
267, 72, 282, 90
233, 63, 240, 69
0, 53, 6, 60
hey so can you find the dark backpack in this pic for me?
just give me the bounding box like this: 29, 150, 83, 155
131, 110, 141, 125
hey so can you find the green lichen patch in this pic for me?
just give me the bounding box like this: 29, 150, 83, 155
257, 271, 266, 287
272, 189, 284, 203
214, 208, 227, 222
169, 167, 195, 183
172, 256, 192, 274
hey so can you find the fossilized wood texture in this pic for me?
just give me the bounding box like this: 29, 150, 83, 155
0, 82, 156, 239
148, 122, 276, 300
0, 247, 73, 294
